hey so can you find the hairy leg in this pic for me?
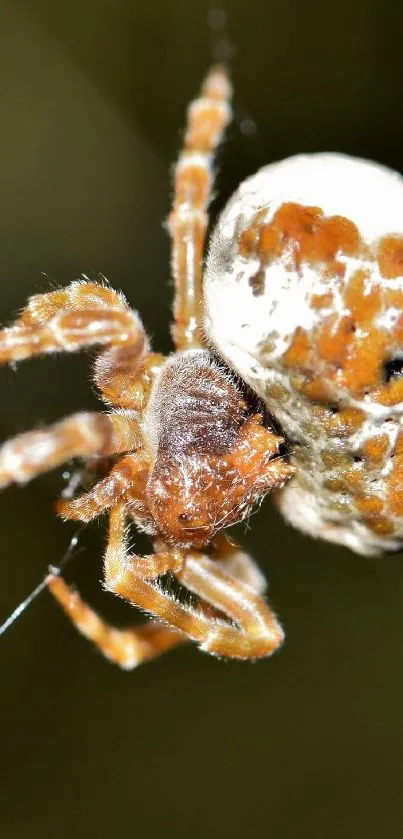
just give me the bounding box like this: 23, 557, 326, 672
169, 66, 232, 350
0, 281, 145, 361
0, 280, 154, 408
105, 504, 284, 660
177, 555, 283, 658
47, 520, 275, 669
56, 452, 151, 522
48, 528, 186, 670
0, 411, 141, 488
94, 349, 165, 409
48, 576, 185, 670
209, 534, 268, 595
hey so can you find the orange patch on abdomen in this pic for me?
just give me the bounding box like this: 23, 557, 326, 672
237, 202, 361, 272
315, 314, 355, 365
378, 235, 403, 279
362, 434, 390, 463
344, 269, 382, 326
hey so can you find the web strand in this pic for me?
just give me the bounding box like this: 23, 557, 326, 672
0, 525, 86, 638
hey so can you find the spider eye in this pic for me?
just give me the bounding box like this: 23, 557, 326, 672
178, 512, 190, 522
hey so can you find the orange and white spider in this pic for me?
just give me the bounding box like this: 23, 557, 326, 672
2, 65, 403, 668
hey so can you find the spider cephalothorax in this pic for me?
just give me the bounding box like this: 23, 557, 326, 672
144, 351, 289, 548
0, 67, 292, 668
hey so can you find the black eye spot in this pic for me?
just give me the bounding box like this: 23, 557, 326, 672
353, 455, 362, 463
178, 513, 189, 522
383, 357, 403, 383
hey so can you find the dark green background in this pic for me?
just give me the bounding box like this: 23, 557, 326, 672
0, 1, 403, 837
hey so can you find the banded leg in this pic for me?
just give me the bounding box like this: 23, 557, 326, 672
177, 555, 282, 658
105, 505, 284, 660
0, 411, 141, 488
48, 576, 185, 670
0, 280, 150, 407
93, 349, 165, 409
169, 66, 232, 350
56, 452, 150, 522
47, 524, 276, 669
48, 536, 186, 669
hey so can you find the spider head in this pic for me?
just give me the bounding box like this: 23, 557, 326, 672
146, 415, 293, 550
146, 456, 222, 549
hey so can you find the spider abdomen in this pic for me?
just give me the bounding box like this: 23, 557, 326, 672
204, 152, 403, 556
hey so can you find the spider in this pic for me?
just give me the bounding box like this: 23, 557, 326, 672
2, 66, 403, 669
0, 67, 293, 668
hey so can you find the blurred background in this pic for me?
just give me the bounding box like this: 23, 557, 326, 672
0, 1, 403, 837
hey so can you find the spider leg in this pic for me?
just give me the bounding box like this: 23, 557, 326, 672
47, 520, 277, 669
209, 534, 268, 595
105, 504, 284, 660
48, 531, 186, 670
169, 66, 232, 350
94, 348, 165, 409
0, 280, 157, 408
0, 281, 145, 362
177, 555, 283, 659
0, 411, 141, 488
56, 452, 150, 522
48, 576, 185, 670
